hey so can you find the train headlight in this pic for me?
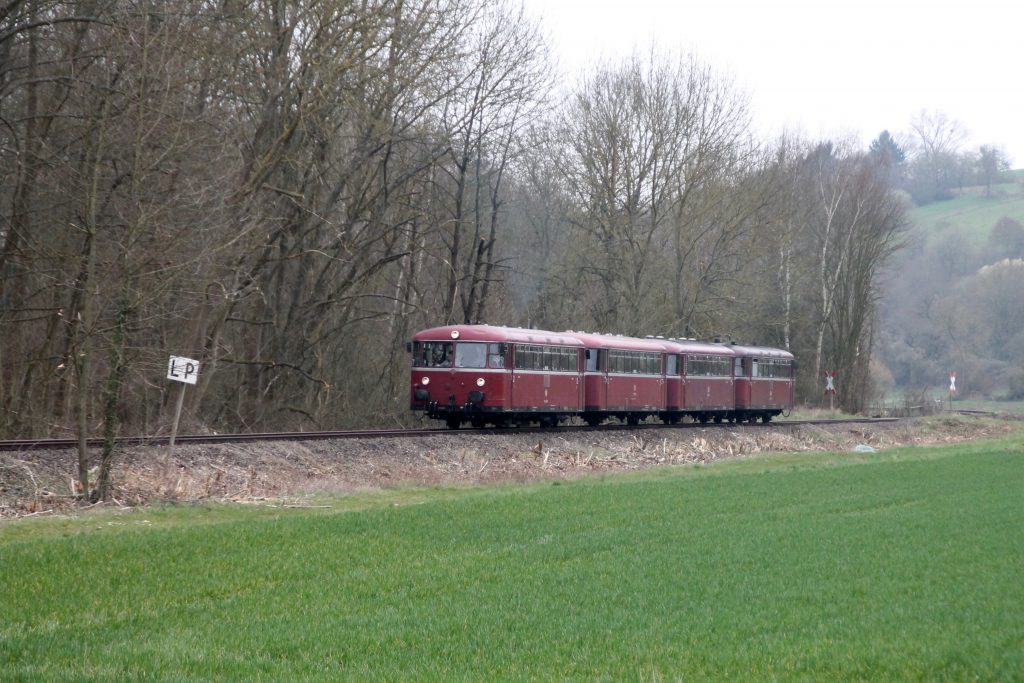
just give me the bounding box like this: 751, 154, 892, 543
476, 377, 485, 387
421, 376, 430, 386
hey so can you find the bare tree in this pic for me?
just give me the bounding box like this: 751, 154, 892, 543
429, 0, 551, 326
799, 142, 908, 411
977, 144, 1010, 197
551, 50, 756, 336
906, 109, 968, 203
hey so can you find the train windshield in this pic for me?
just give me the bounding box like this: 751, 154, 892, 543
455, 342, 487, 368
412, 341, 453, 367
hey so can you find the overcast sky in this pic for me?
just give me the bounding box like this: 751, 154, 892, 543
522, 0, 1023, 166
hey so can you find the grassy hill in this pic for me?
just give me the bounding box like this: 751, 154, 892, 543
908, 172, 1024, 247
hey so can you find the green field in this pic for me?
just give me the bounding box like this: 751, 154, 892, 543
3, 434, 1024, 681
951, 399, 1024, 415
910, 179, 1024, 247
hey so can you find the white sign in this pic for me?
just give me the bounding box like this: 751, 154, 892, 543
949, 372, 956, 393
168, 356, 200, 385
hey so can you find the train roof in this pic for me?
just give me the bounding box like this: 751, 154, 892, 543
720, 342, 795, 360
567, 331, 673, 352
412, 325, 792, 359
412, 324, 584, 347
658, 338, 736, 356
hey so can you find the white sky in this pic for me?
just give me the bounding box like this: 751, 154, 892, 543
522, 0, 1023, 166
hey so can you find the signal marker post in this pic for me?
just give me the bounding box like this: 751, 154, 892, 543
949, 372, 956, 411
167, 356, 200, 447
824, 371, 837, 411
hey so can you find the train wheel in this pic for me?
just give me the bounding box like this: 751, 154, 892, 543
761, 414, 772, 423
446, 416, 461, 430
626, 415, 640, 426
584, 415, 603, 427
713, 415, 723, 424
470, 417, 486, 429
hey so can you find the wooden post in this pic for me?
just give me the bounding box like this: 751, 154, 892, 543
169, 382, 186, 447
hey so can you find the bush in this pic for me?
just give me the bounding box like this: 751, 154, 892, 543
1007, 369, 1024, 400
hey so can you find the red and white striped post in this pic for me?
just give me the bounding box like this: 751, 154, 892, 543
824, 371, 837, 412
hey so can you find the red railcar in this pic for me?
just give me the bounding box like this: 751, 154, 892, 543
410, 325, 584, 429
660, 339, 736, 423
571, 333, 668, 425
410, 324, 796, 428
726, 343, 796, 422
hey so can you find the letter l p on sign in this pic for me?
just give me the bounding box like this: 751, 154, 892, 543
168, 356, 200, 385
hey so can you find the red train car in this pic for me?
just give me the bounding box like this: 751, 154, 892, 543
660, 339, 736, 423
409, 325, 584, 429
571, 333, 668, 425
727, 343, 796, 422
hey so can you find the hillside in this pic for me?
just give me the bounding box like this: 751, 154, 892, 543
877, 170, 1024, 399
908, 174, 1024, 247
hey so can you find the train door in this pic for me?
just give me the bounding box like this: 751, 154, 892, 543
583, 348, 606, 410
577, 349, 585, 408
665, 354, 682, 409
735, 356, 750, 409
750, 358, 765, 408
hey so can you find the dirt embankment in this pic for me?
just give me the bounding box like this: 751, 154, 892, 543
0, 417, 1015, 517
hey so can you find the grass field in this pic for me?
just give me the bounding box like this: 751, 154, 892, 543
951, 398, 1024, 414
909, 180, 1024, 247
3, 433, 1023, 681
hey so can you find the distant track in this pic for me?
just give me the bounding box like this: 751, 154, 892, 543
0, 418, 900, 452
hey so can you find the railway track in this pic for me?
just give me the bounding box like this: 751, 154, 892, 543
0, 417, 899, 452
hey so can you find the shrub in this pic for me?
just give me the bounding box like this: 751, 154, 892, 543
1007, 369, 1024, 400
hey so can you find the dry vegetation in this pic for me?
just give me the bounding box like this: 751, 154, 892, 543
1, 417, 1014, 518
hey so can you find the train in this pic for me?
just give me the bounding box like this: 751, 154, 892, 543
409, 324, 795, 429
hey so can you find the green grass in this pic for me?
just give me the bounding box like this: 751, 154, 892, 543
909, 183, 1024, 248
3, 435, 1024, 681
950, 398, 1024, 414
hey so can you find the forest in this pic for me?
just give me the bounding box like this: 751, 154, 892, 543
1, 1, 1017, 487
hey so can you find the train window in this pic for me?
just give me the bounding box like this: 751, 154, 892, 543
585, 349, 598, 372
734, 358, 744, 377
684, 354, 731, 377
751, 359, 760, 378
767, 359, 792, 378
413, 341, 453, 367
455, 342, 487, 368
488, 343, 505, 368
514, 345, 530, 370
513, 344, 578, 372
608, 350, 660, 374
666, 354, 678, 375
